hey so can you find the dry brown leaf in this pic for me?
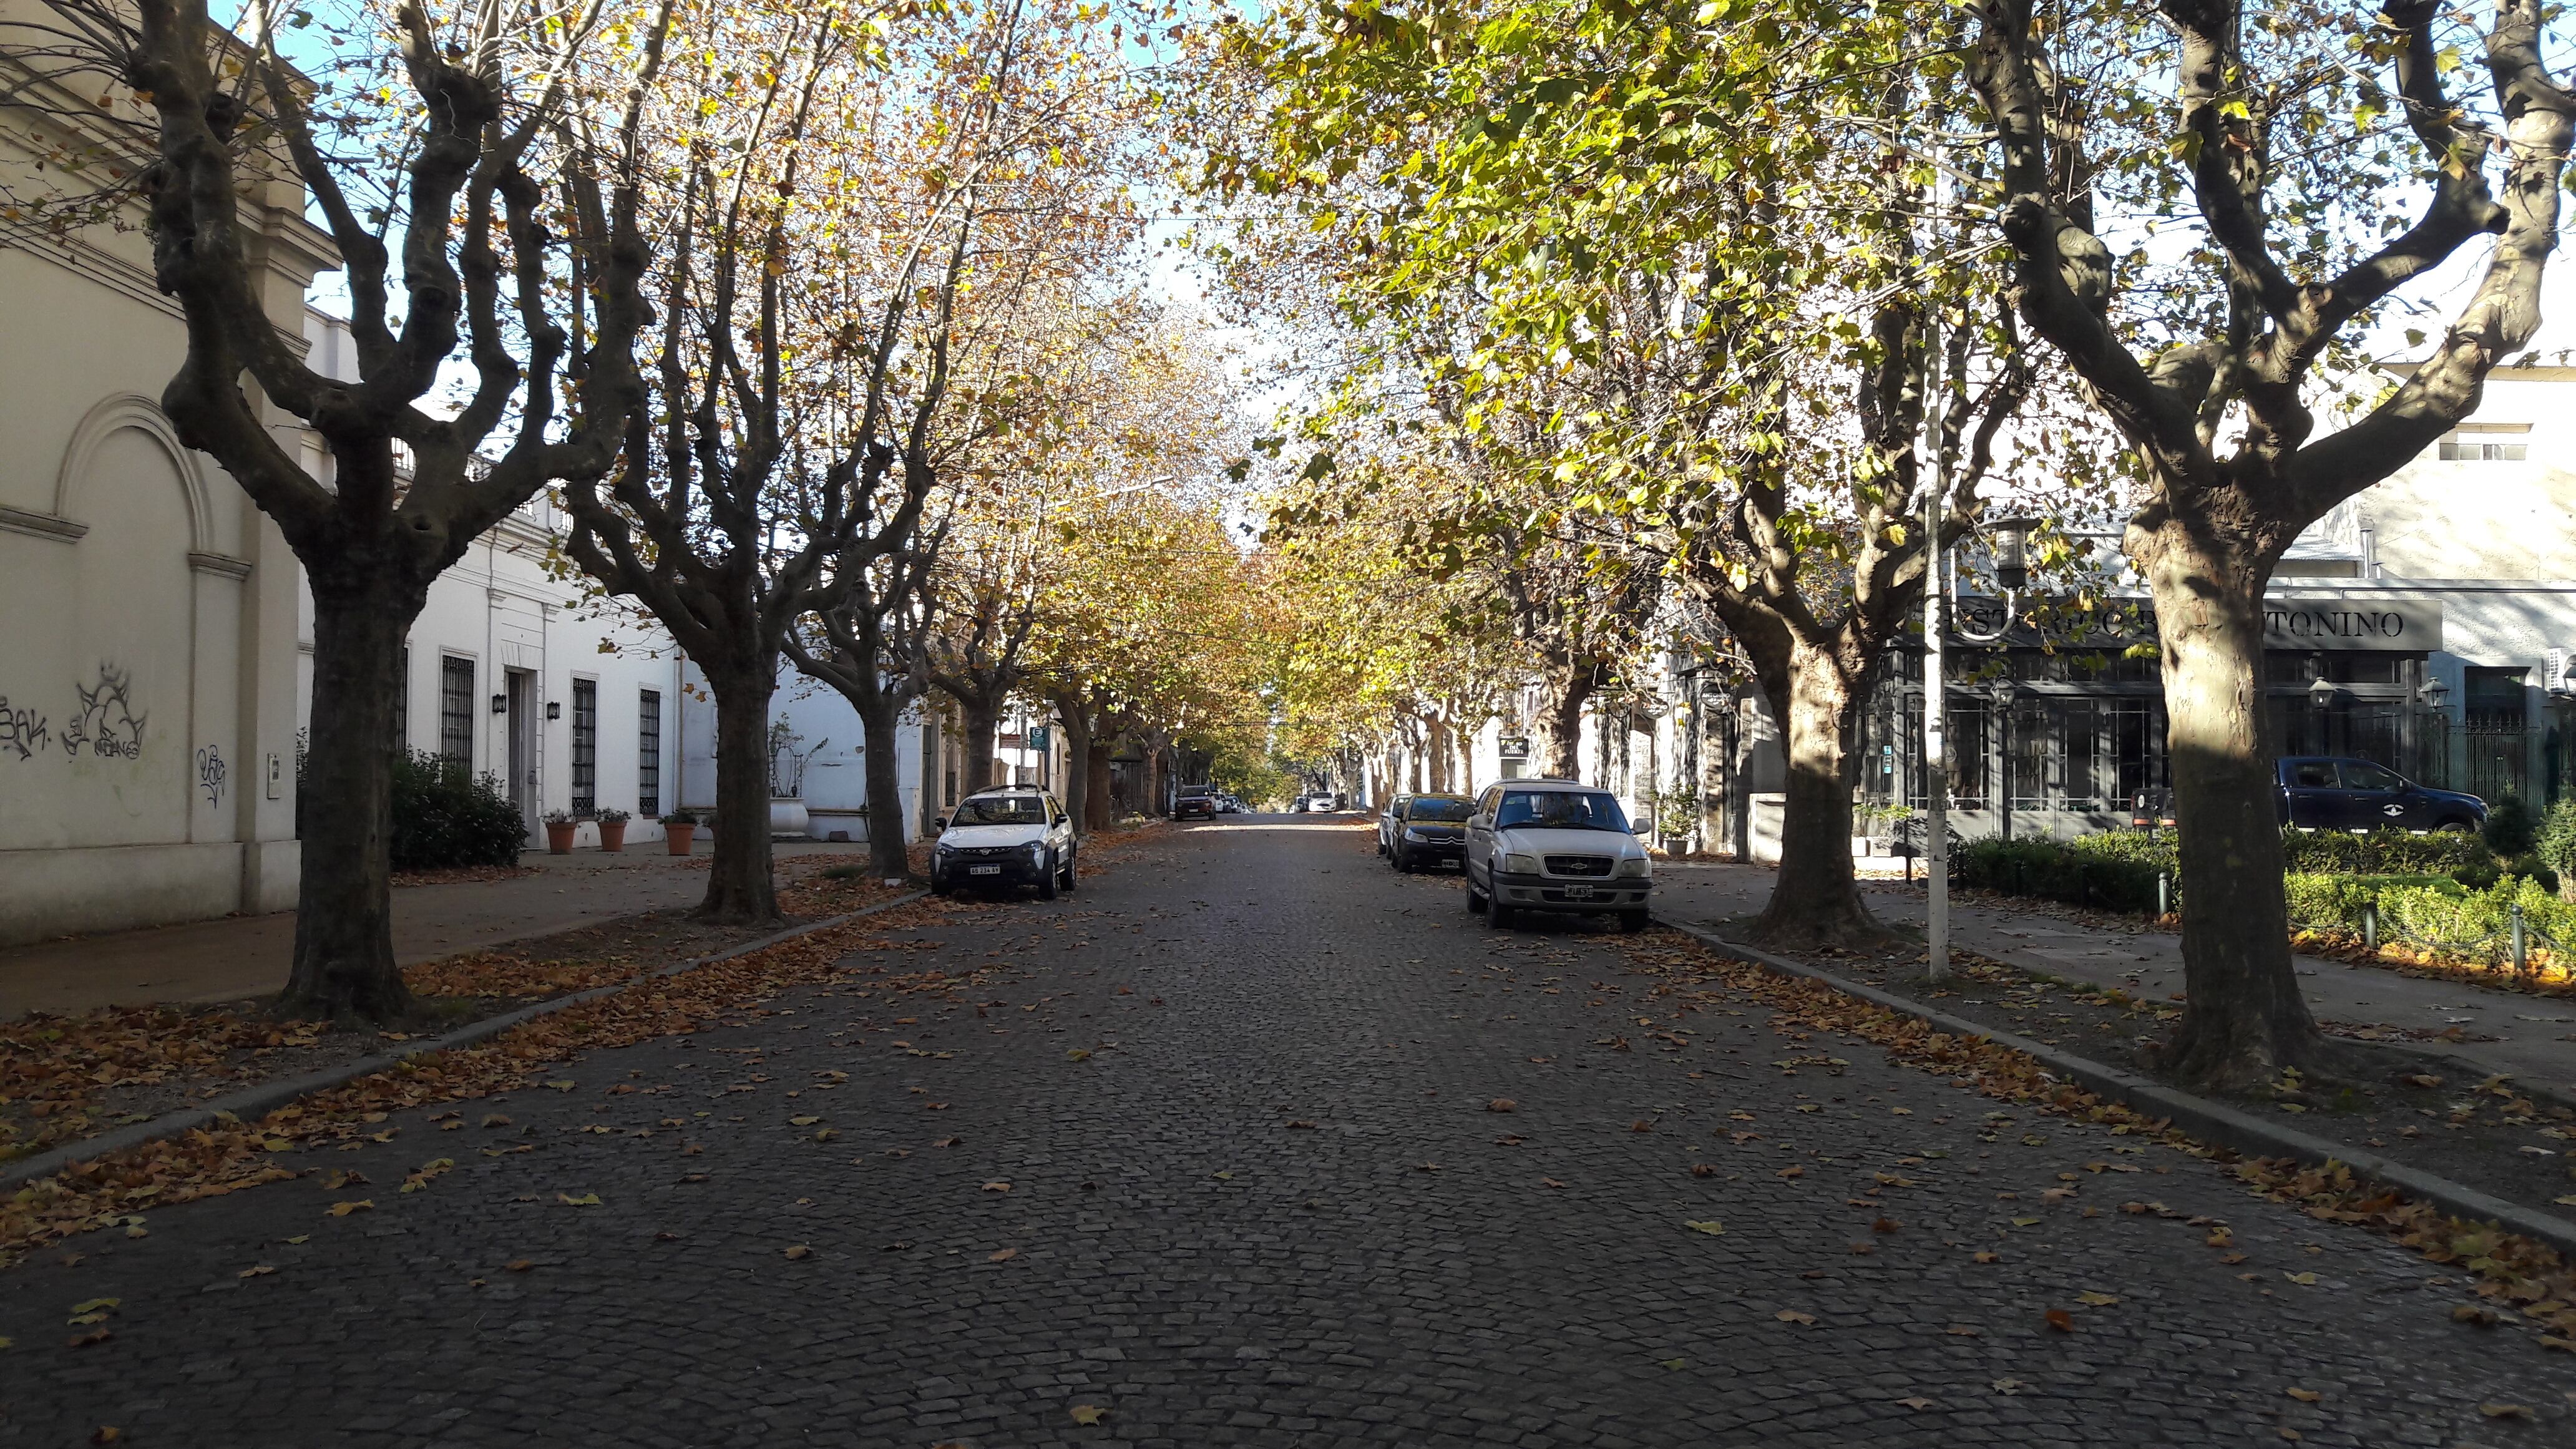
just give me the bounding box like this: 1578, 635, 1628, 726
1774, 1309, 1817, 1325
783, 1244, 812, 1261
2285, 1388, 2320, 1403
2044, 1309, 2074, 1333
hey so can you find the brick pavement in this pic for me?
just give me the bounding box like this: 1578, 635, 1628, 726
0, 819, 2568, 1447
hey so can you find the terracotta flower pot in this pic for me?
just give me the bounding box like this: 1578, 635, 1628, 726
545, 821, 578, 855
665, 823, 696, 856
599, 819, 627, 853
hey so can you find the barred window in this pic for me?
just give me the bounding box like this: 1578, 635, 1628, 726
439, 656, 474, 766
571, 678, 597, 816
638, 690, 662, 818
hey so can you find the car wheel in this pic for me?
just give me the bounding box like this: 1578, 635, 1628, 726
929, 864, 949, 898
1465, 871, 1486, 914
2434, 817, 2473, 832
1490, 897, 1516, 929
1036, 850, 1059, 900
1060, 850, 1079, 892
1392, 846, 1411, 873
1618, 910, 1649, 934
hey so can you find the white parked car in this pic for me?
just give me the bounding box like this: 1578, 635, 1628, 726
930, 788, 1077, 899
1463, 778, 1651, 931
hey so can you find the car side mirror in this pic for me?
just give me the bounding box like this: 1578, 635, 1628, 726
932, 816, 947, 832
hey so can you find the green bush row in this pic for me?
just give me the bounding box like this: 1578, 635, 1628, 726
1956, 826, 2511, 918
2282, 872, 2576, 961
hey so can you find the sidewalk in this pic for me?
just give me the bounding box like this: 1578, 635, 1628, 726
1652, 862, 2576, 1097
0, 839, 872, 1019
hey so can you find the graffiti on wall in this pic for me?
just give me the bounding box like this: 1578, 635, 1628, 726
60, 663, 145, 759
0, 696, 49, 761
197, 744, 227, 807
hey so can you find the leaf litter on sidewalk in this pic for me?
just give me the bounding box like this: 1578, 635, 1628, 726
1, 900, 998, 1267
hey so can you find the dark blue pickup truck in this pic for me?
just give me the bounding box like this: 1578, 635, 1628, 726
2275, 756, 2486, 832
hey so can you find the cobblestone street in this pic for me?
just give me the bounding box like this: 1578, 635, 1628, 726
2, 817, 2570, 1447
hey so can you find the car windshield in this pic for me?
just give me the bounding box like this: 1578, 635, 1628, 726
2340, 761, 2404, 792
1407, 798, 1473, 823
951, 796, 1046, 826
1495, 789, 1629, 832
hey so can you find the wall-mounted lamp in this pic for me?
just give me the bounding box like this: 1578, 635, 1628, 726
490, 693, 507, 715
546, 701, 562, 721
2308, 673, 2338, 713
2422, 675, 2452, 711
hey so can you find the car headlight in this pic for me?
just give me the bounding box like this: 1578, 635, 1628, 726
935, 839, 957, 854
1030, 842, 1048, 861
1503, 852, 1539, 874
1616, 857, 1649, 878
1403, 826, 1430, 841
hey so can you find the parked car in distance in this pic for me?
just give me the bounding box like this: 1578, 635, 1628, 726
1215, 793, 1245, 814
1296, 792, 1342, 813
930, 787, 1078, 899
1463, 777, 1652, 931
1389, 793, 1473, 872
1173, 786, 1217, 821
1375, 794, 1415, 855
2273, 756, 2485, 832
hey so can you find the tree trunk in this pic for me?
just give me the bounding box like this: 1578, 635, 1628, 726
1750, 644, 1879, 949
2140, 525, 2321, 1091
1535, 668, 1593, 778
702, 671, 780, 924
957, 697, 1002, 795
1052, 696, 1093, 837
1084, 741, 1115, 833
1427, 716, 1452, 792
857, 690, 914, 881
280, 587, 416, 1022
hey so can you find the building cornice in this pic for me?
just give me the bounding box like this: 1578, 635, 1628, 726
0, 504, 86, 543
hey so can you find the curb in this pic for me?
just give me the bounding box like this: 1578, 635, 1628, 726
2, 890, 929, 1191
1654, 917, 2576, 1261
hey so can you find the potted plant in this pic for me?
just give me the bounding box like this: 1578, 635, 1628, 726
660, 809, 699, 855
597, 807, 631, 853
543, 809, 578, 855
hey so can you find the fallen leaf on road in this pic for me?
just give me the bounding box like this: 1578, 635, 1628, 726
933, 1137, 961, 1147
2285, 1388, 2320, 1403
1946, 1325, 1979, 1337
1872, 1217, 1900, 1234
283, 1236, 308, 1245
2451, 1304, 2499, 1325
783, 1245, 811, 1261
545, 1081, 575, 1092
327, 1200, 373, 1217
1684, 1220, 1725, 1236
237, 1264, 275, 1279
2479, 1403, 2535, 1420
481, 1115, 510, 1128
2075, 1291, 2119, 1306
1775, 1309, 1816, 1325
1896, 1397, 1933, 1410
1973, 1251, 2000, 1264
1487, 1099, 1516, 1113
1066, 1048, 1091, 1061
1991, 1378, 2026, 1395
67, 1330, 111, 1347
2044, 1309, 2074, 1333
90, 1430, 119, 1445
1777, 1166, 1804, 1179
1069, 1405, 1107, 1426
505, 1260, 534, 1272
2010, 1217, 2040, 1227
988, 1248, 1017, 1262
1692, 1163, 1715, 1178
557, 1193, 601, 1208
981, 1181, 1011, 1193
1631, 1120, 1653, 1133
1541, 1178, 1567, 1189
2281, 1271, 2316, 1286
789, 1116, 821, 1126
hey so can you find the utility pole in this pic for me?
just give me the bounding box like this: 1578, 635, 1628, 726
1921, 141, 1951, 983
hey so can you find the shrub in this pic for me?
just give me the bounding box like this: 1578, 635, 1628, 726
2452, 857, 2502, 890
2484, 793, 2537, 857
2507, 852, 2560, 896
1954, 836, 2164, 914
2278, 827, 2488, 875
389, 750, 527, 870
2283, 872, 2576, 965
2537, 799, 2576, 894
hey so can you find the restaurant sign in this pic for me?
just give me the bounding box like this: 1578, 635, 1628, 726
2261, 597, 2442, 653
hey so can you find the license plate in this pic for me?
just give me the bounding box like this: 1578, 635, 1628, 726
968, 865, 1002, 876
1563, 884, 1595, 900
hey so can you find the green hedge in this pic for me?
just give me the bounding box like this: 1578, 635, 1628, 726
2279, 827, 2489, 876
2283, 872, 2576, 963
390, 750, 528, 870
1954, 837, 2165, 914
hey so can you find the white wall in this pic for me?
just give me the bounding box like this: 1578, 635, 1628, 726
678, 659, 930, 844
